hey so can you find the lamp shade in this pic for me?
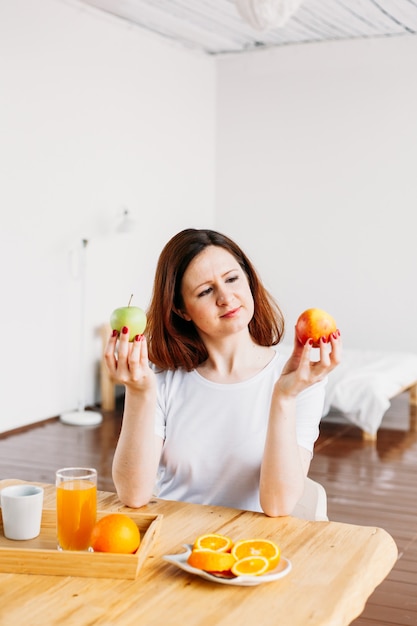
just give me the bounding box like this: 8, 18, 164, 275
235, 0, 302, 31
116, 208, 136, 234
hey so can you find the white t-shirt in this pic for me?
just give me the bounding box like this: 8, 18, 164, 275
153, 349, 326, 512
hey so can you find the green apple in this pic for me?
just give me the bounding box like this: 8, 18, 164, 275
110, 297, 147, 342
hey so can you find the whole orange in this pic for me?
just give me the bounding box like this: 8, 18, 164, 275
295, 308, 337, 348
90, 513, 140, 554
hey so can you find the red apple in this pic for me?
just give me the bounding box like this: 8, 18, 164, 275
295, 308, 337, 347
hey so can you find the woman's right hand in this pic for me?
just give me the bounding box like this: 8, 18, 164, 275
104, 327, 155, 393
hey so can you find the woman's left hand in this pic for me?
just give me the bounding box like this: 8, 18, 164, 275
276, 329, 342, 397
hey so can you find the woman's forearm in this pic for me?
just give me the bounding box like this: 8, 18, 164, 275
259, 393, 307, 517
112, 387, 161, 508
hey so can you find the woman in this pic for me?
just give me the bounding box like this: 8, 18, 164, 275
105, 228, 341, 517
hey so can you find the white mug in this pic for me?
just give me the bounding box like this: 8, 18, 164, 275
0, 484, 44, 540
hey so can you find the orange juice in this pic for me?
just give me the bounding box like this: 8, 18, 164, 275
56, 479, 97, 550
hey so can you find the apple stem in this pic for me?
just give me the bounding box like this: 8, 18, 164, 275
128, 294, 133, 307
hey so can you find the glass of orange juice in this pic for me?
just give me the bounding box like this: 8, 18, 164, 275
56, 467, 97, 551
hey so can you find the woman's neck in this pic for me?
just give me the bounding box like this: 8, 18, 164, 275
196, 334, 275, 383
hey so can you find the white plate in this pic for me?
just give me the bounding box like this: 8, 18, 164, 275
163, 544, 292, 587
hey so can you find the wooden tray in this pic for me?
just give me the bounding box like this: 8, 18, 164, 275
0, 508, 163, 579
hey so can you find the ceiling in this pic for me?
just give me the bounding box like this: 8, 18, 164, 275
77, 0, 417, 55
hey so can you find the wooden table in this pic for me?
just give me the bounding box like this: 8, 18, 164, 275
0, 479, 398, 626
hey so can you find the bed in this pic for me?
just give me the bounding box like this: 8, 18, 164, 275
321, 349, 417, 440
278, 345, 417, 441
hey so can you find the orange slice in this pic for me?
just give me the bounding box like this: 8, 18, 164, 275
187, 549, 236, 572
231, 538, 280, 571
231, 555, 270, 577
193, 533, 233, 553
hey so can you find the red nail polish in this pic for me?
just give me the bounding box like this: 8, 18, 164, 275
111, 329, 118, 337
134, 334, 142, 342
321, 336, 327, 343
308, 338, 313, 346
122, 326, 128, 335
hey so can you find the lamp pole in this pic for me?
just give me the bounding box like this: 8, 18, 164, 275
60, 238, 103, 426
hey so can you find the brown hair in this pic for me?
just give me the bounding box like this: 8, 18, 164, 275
146, 229, 284, 370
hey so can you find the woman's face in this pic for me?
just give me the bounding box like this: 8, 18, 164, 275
179, 245, 254, 340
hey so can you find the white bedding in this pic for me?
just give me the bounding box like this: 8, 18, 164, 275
278, 346, 417, 436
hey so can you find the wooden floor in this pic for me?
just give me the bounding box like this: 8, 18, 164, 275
1, 393, 417, 625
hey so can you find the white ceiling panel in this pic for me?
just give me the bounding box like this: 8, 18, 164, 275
75, 0, 417, 54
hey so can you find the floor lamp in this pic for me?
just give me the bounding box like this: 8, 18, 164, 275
59, 238, 103, 426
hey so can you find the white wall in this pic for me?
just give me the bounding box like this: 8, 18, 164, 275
215, 36, 417, 352
0, 0, 215, 432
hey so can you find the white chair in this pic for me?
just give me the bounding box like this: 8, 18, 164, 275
291, 477, 329, 521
